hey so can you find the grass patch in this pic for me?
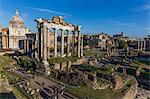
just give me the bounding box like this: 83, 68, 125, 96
0, 56, 15, 71
12, 85, 27, 99
66, 86, 115, 99
0, 56, 30, 99
66, 77, 136, 99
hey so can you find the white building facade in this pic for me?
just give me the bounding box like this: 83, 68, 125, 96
9, 9, 30, 49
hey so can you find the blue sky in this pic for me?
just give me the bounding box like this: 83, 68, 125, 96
0, 0, 149, 38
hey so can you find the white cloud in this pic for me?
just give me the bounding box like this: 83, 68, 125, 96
131, 3, 150, 12
109, 21, 139, 28
28, 7, 71, 16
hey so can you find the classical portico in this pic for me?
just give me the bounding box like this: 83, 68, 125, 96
35, 16, 83, 75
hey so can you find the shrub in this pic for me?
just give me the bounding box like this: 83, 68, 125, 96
57, 71, 86, 86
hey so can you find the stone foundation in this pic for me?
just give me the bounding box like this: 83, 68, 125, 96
54, 58, 84, 71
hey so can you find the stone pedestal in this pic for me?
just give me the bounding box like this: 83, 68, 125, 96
43, 61, 50, 75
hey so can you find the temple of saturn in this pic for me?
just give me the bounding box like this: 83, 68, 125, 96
23, 16, 83, 75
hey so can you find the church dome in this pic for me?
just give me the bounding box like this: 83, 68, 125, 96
10, 9, 24, 28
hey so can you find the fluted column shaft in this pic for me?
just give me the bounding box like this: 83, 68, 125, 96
54, 28, 57, 57
61, 29, 64, 56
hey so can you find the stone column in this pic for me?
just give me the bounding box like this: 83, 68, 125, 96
138, 39, 140, 51
42, 26, 48, 62
26, 40, 29, 52
143, 39, 146, 51
35, 33, 38, 60
67, 30, 70, 56
32, 40, 34, 58
42, 24, 50, 75
140, 41, 143, 51
61, 29, 64, 57
41, 28, 43, 59
54, 28, 57, 57
72, 31, 76, 57
24, 39, 26, 53
38, 23, 42, 61
47, 31, 50, 58
81, 34, 83, 57
77, 30, 81, 57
